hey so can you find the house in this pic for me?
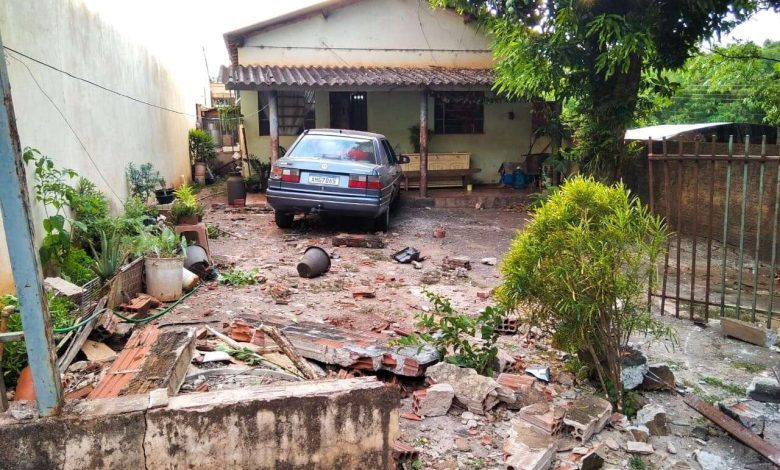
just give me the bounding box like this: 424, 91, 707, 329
219, 0, 550, 193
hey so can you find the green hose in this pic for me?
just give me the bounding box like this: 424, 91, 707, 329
53, 308, 107, 333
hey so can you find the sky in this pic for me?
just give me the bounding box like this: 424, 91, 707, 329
83, 0, 780, 85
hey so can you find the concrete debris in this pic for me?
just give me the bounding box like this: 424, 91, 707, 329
694, 450, 727, 470
609, 412, 629, 430
518, 401, 565, 435
503, 419, 557, 470
496, 316, 519, 334
604, 437, 620, 451
621, 347, 649, 390
393, 441, 420, 463
636, 403, 670, 436
626, 425, 650, 443
494, 348, 518, 373
411, 260, 423, 269
747, 376, 780, 403
43, 276, 84, 304
80, 340, 117, 362
481, 257, 497, 266
563, 395, 613, 442
496, 373, 545, 409
625, 441, 654, 455
426, 362, 500, 415
719, 399, 765, 435
442, 256, 471, 270
412, 383, 455, 417
351, 287, 376, 299
578, 448, 604, 470
331, 233, 386, 248
666, 442, 677, 454
721, 317, 778, 348
526, 365, 551, 382
640, 363, 676, 391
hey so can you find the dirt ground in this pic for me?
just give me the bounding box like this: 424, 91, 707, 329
164, 188, 779, 470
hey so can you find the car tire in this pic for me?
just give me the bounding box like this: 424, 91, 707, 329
274, 211, 294, 229
374, 208, 390, 233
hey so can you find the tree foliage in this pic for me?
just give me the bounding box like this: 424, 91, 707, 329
432, 0, 780, 179
642, 40, 780, 125
498, 176, 672, 409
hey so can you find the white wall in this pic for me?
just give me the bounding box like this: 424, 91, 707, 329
0, 0, 206, 294
238, 0, 493, 68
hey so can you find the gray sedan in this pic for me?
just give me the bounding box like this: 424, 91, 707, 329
266, 129, 409, 232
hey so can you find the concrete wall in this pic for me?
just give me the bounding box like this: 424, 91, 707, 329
0, 0, 204, 294
0, 378, 399, 470
238, 0, 492, 68
240, 89, 539, 183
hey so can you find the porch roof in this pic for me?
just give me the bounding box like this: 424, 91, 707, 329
219, 65, 493, 91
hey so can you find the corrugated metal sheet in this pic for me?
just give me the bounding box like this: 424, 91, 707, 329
219, 65, 493, 89
625, 122, 731, 141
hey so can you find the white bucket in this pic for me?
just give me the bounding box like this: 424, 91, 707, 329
144, 257, 184, 302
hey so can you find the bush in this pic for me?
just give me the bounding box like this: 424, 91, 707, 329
188, 129, 216, 166
498, 176, 672, 410
61, 247, 97, 286
69, 177, 110, 248
126, 162, 160, 201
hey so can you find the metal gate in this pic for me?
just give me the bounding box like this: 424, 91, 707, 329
647, 135, 779, 327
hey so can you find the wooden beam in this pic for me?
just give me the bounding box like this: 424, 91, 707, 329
419, 90, 429, 198
269, 90, 280, 163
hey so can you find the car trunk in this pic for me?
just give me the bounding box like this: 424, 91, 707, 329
276, 156, 380, 197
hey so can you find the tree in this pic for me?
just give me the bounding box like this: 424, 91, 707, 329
433, 0, 780, 180
643, 41, 780, 125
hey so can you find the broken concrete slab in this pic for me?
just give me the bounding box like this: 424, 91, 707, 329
44, 276, 85, 304
640, 363, 676, 391
426, 362, 500, 415
412, 383, 454, 417
563, 395, 612, 442
694, 450, 726, 470
621, 347, 649, 390
80, 339, 117, 362
721, 317, 778, 348
503, 419, 557, 470
747, 376, 780, 403
625, 441, 654, 454
626, 425, 650, 442
518, 401, 565, 435
636, 403, 670, 436
497, 373, 545, 410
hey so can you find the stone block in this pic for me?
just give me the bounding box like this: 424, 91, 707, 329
412, 383, 454, 417
626, 425, 650, 442
426, 362, 500, 415
504, 419, 557, 470
636, 403, 670, 436
621, 347, 649, 390
640, 363, 676, 391
518, 401, 565, 435
625, 441, 654, 455
721, 317, 778, 347
747, 376, 780, 403
563, 395, 613, 442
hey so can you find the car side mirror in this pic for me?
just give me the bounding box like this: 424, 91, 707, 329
398, 155, 411, 164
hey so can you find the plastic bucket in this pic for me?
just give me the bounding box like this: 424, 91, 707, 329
296, 246, 331, 278
145, 256, 184, 301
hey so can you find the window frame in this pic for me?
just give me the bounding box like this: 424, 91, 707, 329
259, 91, 316, 136
434, 91, 485, 135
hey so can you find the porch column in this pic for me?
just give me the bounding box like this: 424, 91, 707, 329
269, 90, 280, 163
419, 89, 429, 198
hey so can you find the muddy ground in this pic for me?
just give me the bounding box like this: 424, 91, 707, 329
161, 189, 780, 469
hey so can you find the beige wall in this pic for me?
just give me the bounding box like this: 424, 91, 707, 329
0, 0, 203, 294
238, 0, 492, 68
241, 89, 540, 184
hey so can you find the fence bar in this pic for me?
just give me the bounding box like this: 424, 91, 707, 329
660, 138, 672, 315
675, 140, 684, 317
768, 151, 780, 327
649, 154, 780, 161
751, 136, 767, 319
649, 294, 778, 316
647, 139, 655, 309
704, 135, 717, 322
720, 136, 734, 316
735, 136, 751, 319
690, 140, 700, 318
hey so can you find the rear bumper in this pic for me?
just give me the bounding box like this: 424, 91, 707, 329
266, 188, 385, 217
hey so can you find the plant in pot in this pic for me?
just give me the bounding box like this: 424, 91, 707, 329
154, 177, 175, 205
247, 155, 271, 193
136, 226, 187, 302
126, 162, 160, 202
188, 129, 217, 183
408, 125, 434, 153
170, 185, 204, 226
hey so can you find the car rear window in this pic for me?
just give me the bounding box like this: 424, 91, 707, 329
286, 135, 377, 164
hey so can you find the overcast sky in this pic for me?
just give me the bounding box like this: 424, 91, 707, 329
83, 0, 780, 84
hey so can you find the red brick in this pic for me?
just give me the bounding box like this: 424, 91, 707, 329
228, 319, 254, 342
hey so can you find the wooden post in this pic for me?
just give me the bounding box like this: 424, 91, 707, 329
269, 90, 280, 163
0, 31, 63, 416
419, 90, 429, 198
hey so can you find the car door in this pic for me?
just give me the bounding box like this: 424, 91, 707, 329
381, 139, 401, 188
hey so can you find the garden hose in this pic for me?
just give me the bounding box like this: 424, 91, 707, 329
52, 307, 107, 333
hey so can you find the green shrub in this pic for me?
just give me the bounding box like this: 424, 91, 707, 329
498, 176, 672, 410
219, 268, 264, 286
69, 177, 110, 248
188, 129, 216, 166
125, 162, 160, 201
61, 247, 97, 286
393, 292, 504, 376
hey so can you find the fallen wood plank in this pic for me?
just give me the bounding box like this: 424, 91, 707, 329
683, 392, 780, 467
58, 297, 107, 373
258, 325, 324, 380
720, 317, 778, 348
81, 339, 117, 362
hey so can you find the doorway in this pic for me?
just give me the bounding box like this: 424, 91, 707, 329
329, 92, 368, 131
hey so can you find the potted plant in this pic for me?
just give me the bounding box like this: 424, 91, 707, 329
170, 185, 204, 225
137, 226, 187, 302
408, 125, 434, 153
126, 163, 160, 202
247, 155, 271, 193
189, 129, 217, 184
154, 177, 175, 205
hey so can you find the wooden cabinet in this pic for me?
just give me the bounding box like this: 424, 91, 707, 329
400, 153, 471, 188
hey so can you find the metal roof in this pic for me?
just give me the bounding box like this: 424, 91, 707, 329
625, 122, 731, 141
219, 65, 493, 90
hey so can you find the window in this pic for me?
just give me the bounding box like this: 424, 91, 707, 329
381, 139, 397, 165
286, 135, 377, 165
434, 91, 484, 134
259, 91, 316, 136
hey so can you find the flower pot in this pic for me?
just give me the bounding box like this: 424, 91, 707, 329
194, 162, 207, 185
155, 188, 175, 205
296, 246, 331, 278
144, 256, 184, 301
227, 173, 247, 205
176, 215, 199, 226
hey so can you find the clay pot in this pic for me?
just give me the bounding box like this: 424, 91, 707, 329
14, 366, 36, 401
433, 227, 446, 238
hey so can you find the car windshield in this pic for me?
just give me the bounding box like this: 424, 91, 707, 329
286, 135, 377, 164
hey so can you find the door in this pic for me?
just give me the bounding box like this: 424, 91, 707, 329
329, 92, 368, 131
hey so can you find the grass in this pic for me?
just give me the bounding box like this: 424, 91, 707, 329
683, 379, 721, 404
219, 268, 264, 286
628, 456, 654, 470
206, 224, 220, 239
702, 376, 746, 396
731, 360, 766, 373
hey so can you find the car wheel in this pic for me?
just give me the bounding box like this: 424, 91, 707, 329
274, 211, 294, 229
374, 208, 390, 232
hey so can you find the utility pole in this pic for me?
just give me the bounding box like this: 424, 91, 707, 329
0, 30, 63, 416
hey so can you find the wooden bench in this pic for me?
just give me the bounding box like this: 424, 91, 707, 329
402, 168, 482, 191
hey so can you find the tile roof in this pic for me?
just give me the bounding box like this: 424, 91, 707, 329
219, 65, 493, 90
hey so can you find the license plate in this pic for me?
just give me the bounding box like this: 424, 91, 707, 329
308, 175, 339, 186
